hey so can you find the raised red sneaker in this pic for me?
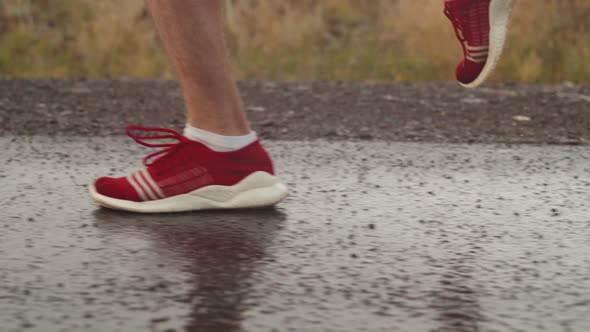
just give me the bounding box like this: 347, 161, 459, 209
444, 0, 514, 88
89, 126, 288, 213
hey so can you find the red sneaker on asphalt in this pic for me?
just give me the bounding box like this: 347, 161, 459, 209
444, 0, 514, 88
89, 126, 288, 213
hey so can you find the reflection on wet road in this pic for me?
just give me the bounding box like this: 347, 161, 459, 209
1, 137, 590, 332
95, 209, 286, 332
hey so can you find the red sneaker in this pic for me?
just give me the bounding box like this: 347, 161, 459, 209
89, 126, 288, 213
444, 0, 514, 88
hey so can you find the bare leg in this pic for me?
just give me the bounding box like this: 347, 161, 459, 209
146, 0, 250, 135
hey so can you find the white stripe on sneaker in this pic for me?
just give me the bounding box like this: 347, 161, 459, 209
465, 43, 489, 51
127, 175, 148, 201
467, 50, 489, 58
463, 42, 489, 63
133, 172, 158, 201
466, 55, 487, 63
140, 169, 165, 199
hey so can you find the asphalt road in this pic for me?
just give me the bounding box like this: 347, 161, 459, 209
1, 135, 590, 332
1, 79, 589, 144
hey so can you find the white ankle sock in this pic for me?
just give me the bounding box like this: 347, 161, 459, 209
183, 124, 257, 152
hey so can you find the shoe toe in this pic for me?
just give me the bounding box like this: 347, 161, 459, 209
456, 59, 486, 85
94, 176, 141, 202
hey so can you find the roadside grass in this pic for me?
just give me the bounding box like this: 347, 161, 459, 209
0, 0, 588, 83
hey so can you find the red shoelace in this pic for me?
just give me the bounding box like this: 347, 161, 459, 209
444, 3, 467, 44
126, 125, 191, 167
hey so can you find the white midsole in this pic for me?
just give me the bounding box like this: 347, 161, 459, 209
462, 0, 515, 88
89, 171, 288, 213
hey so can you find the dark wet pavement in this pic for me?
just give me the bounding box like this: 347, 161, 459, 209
2, 136, 590, 332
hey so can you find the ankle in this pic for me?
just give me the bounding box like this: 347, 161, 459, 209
183, 124, 257, 152
185, 96, 251, 136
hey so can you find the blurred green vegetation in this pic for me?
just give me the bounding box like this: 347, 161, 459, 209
1, 0, 589, 82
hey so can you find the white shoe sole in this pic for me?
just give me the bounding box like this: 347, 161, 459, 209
462, 0, 515, 88
89, 171, 288, 213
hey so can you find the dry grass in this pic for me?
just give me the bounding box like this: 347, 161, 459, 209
1, 0, 589, 82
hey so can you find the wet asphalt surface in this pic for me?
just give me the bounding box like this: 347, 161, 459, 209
2, 135, 590, 332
